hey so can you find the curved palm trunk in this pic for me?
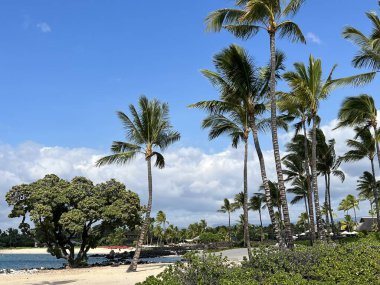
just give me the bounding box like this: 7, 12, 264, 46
243, 139, 252, 261
250, 117, 284, 247
269, 33, 293, 249
370, 158, 380, 231
128, 158, 153, 272
302, 121, 315, 244
311, 116, 325, 240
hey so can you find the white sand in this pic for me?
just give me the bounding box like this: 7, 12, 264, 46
0, 263, 169, 285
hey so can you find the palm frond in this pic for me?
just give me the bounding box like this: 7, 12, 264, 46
282, 0, 305, 17
96, 151, 139, 167
277, 20, 306, 43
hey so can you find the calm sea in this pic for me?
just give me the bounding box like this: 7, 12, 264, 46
0, 254, 181, 270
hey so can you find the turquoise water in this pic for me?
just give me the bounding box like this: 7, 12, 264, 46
0, 254, 182, 270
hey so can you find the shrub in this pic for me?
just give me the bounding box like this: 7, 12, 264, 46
138, 238, 380, 284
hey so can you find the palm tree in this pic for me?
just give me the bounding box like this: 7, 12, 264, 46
198, 102, 253, 259
283, 55, 366, 240
249, 193, 265, 241
96, 96, 180, 272
156, 210, 169, 232
297, 212, 309, 233
357, 171, 378, 213
190, 44, 285, 247
206, 0, 307, 248
338, 195, 360, 222
340, 127, 380, 230
336, 95, 380, 169
218, 198, 234, 242
282, 136, 315, 242
316, 129, 345, 234
259, 181, 283, 225
342, 7, 380, 76
340, 215, 356, 232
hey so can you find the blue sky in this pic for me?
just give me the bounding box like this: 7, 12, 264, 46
0, 0, 378, 151
0, 1, 379, 228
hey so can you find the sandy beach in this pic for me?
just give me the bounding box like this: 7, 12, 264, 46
0, 263, 169, 285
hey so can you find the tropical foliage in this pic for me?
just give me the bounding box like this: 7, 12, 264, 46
5, 174, 141, 267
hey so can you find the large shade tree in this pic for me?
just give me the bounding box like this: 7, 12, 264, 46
206, 0, 307, 249
6, 175, 140, 268
96, 96, 180, 272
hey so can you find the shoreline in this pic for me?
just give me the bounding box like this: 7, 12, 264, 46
0, 263, 170, 285
0, 247, 126, 255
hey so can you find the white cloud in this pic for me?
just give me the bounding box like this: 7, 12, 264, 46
0, 116, 377, 230
306, 32, 321, 45
36, 22, 52, 33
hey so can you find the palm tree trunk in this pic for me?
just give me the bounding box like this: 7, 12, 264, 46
374, 125, 380, 169
370, 158, 380, 231
250, 117, 284, 247
324, 174, 330, 236
243, 139, 252, 261
302, 121, 316, 243
327, 173, 336, 235
269, 33, 293, 249
353, 207, 357, 223
128, 158, 153, 272
228, 211, 231, 243
311, 115, 325, 240
303, 195, 309, 221
259, 208, 264, 241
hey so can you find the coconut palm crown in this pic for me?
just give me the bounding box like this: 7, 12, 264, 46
96, 96, 180, 272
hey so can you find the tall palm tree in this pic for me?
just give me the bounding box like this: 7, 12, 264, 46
282, 136, 315, 243
316, 129, 345, 234
340, 127, 380, 230
249, 193, 265, 241
206, 0, 307, 249
283, 55, 365, 240
190, 44, 285, 247
218, 198, 234, 242
336, 95, 380, 169
96, 96, 180, 272
199, 103, 253, 259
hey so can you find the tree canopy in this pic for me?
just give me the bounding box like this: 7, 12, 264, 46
6, 174, 141, 268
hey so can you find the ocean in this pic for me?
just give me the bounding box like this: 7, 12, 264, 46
0, 254, 182, 270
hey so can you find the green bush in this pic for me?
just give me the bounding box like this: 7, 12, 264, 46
138, 238, 380, 285
198, 232, 224, 243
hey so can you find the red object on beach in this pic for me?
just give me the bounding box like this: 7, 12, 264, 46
100, 246, 130, 249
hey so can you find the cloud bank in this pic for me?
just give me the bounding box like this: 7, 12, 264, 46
0, 119, 377, 229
